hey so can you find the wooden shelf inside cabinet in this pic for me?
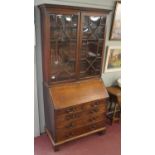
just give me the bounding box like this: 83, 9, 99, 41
39, 4, 110, 151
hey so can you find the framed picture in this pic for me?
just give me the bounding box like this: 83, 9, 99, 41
110, 1, 121, 40
104, 46, 121, 72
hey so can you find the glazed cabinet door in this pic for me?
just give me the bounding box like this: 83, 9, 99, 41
79, 12, 107, 79
49, 10, 80, 82
40, 6, 108, 83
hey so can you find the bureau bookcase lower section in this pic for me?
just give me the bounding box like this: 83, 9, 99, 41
46, 100, 107, 151
43, 78, 109, 151
46, 100, 106, 150
55, 100, 107, 142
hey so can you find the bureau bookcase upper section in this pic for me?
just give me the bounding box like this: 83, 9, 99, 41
39, 4, 110, 84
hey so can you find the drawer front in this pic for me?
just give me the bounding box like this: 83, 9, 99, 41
86, 99, 107, 110
56, 112, 106, 129
56, 121, 105, 142
56, 111, 83, 123
56, 104, 85, 115
55, 99, 107, 123
55, 99, 107, 116
56, 105, 106, 124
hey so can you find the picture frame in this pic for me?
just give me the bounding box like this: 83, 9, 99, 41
104, 46, 121, 72
110, 1, 121, 40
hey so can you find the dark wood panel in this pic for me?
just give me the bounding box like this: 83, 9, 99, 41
43, 84, 56, 141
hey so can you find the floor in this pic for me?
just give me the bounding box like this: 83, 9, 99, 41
34, 123, 121, 155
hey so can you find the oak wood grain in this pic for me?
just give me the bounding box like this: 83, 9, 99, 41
50, 78, 109, 109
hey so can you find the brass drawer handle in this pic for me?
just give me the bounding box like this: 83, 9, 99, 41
66, 113, 80, 120
65, 106, 84, 114
89, 108, 99, 114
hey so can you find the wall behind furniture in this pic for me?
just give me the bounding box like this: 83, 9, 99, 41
34, 48, 40, 137
35, 0, 114, 9
34, 0, 121, 133
102, 8, 121, 86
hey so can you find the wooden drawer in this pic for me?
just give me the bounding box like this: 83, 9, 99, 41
56, 105, 106, 123
55, 99, 107, 122
55, 104, 85, 116
86, 99, 107, 110
86, 103, 106, 115
56, 111, 83, 123
56, 120, 105, 141
55, 99, 107, 116
56, 112, 106, 129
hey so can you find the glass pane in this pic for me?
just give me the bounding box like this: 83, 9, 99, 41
50, 14, 78, 82
80, 15, 106, 78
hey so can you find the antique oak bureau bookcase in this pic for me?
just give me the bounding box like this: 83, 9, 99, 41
39, 4, 110, 151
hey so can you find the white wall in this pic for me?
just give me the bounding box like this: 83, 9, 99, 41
34, 0, 121, 134
34, 51, 40, 137
102, 8, 121, 86
35, 0, 115, 10
35, 7, 45, 134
